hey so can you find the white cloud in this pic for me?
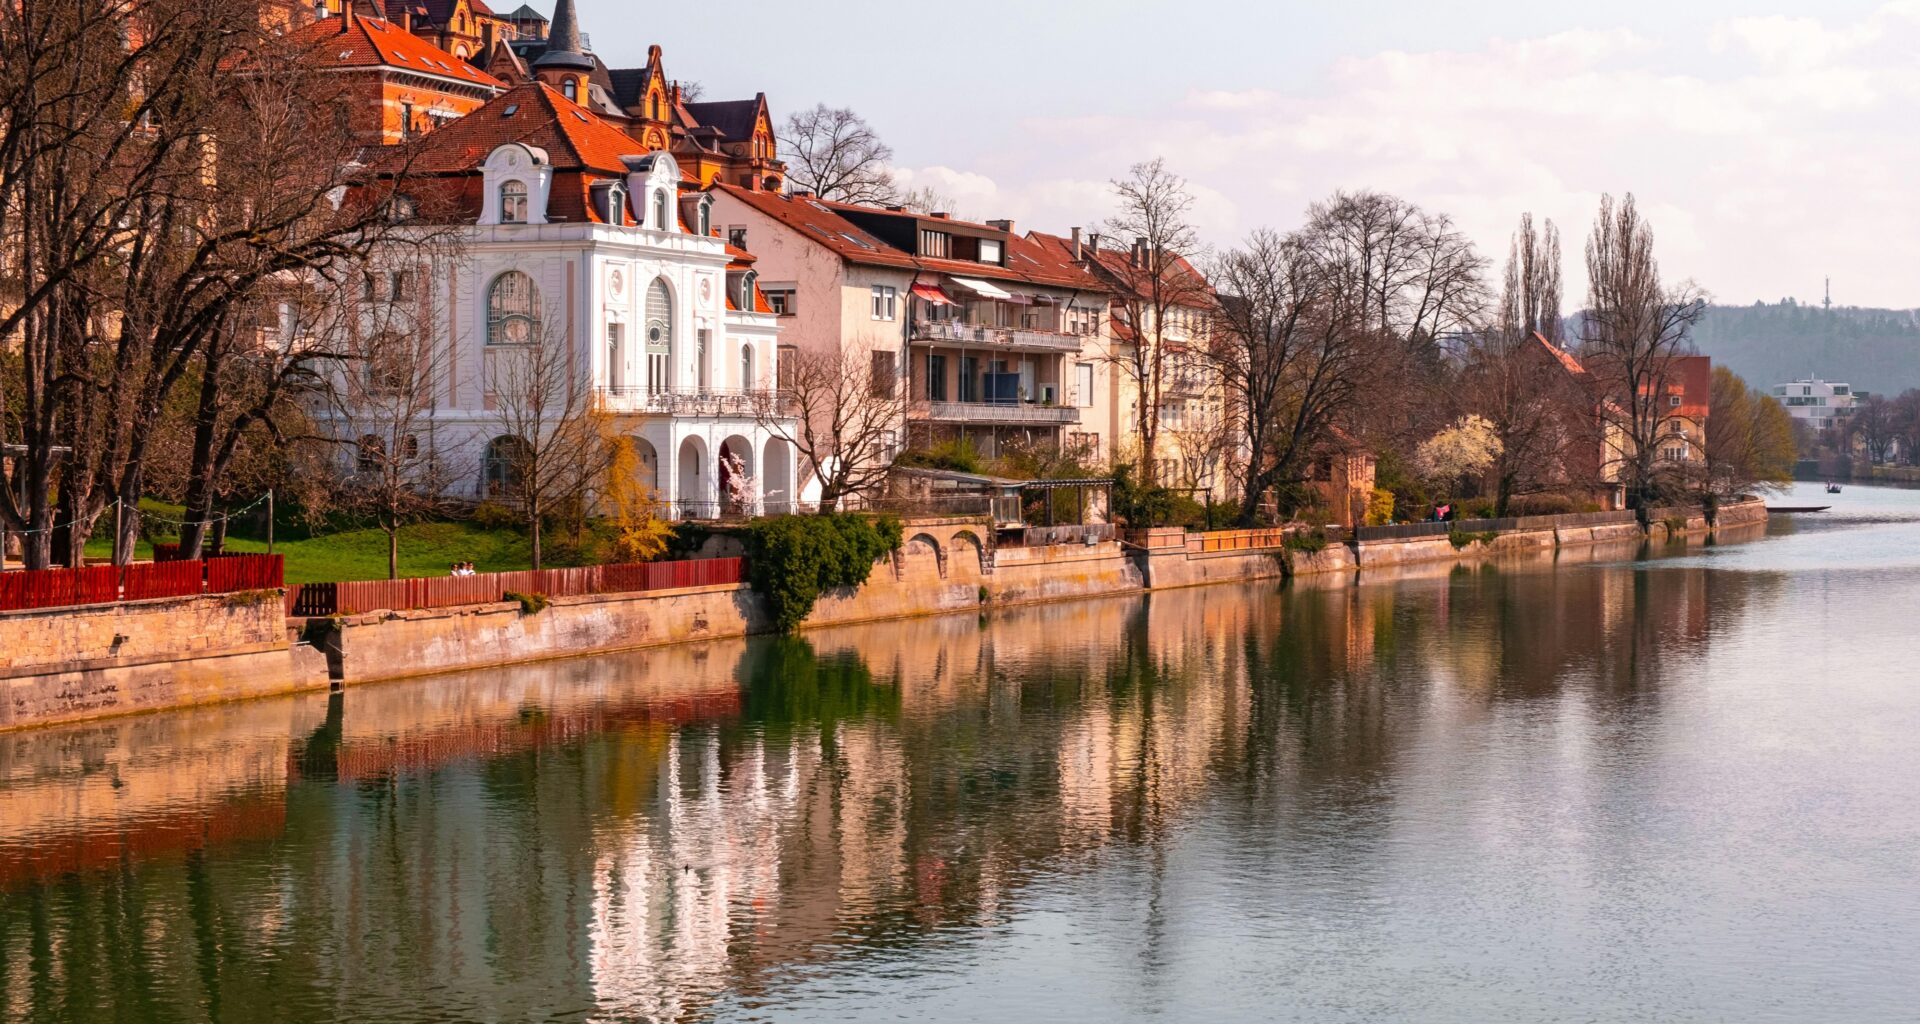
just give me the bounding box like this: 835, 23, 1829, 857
893, 4, 1920, 308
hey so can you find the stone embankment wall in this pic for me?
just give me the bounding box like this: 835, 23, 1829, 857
1, 594, 328, 731
5, 501, 1769, 727
325, 533, 1144, 687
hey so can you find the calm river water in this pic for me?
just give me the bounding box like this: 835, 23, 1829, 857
4, 482, 1919, 1023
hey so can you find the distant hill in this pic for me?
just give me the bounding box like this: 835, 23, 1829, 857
1689, 301, 1920, 397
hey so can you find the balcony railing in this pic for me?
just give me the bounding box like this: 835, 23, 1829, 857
595, 386, 777, 417
913, 399, 1081, 426
912, 319, 1086, 353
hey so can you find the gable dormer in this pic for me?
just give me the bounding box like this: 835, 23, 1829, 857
482, 142, 553, 225
621, 151, 681, 232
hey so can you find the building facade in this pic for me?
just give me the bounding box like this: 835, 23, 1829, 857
286, 8, 505, 147
1771, 377, 1857, 432
345, 77, 795, 517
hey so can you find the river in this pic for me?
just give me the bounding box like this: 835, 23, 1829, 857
2, 482, 1917, 1023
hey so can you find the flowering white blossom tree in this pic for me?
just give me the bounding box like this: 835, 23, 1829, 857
1415, 415, 1504, 490
722, 449, 760, 516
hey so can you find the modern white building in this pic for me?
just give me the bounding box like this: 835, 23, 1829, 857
1771, 377, 1857, 432
341, 79, 796, 517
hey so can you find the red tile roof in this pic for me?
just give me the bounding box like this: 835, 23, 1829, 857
288, 12, 503, 88
716, 187, 1104, 293
406, 81, 647, 175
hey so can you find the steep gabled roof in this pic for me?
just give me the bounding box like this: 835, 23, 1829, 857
289, 12, 503, 88
1081, 243, 1212, 307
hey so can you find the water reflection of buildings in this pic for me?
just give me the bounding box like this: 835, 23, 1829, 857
0, 543, 1788, 1022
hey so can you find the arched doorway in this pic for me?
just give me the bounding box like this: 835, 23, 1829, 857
626, 435, 659, 494
676, 435, 708, 518
761, 437, 794, 515
718, 434, 755, 516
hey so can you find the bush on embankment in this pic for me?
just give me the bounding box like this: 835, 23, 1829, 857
744, 513, 903, 632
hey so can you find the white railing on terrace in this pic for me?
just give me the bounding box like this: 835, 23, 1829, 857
912, 319, 1086, 352
594, 386, 778, 417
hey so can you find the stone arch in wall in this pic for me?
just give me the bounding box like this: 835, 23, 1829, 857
902, 531, 946, 580
949, 529, 986, 578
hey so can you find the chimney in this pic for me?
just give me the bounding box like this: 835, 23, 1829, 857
1154, 245, 1168, 272
885, 205, 906, 212
987, 218, 1014, 233
338, 3, 354, 31
792, 189, 813, 199
399, 7, 412, 30
1087, 232, 1101, 254
1130, 237, 1146, 268
930, 211, 950, 220
1070, 227, 1083, 261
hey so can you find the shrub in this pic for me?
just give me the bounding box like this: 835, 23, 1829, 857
1663, 515, 1688, 533
1461, 498, 1497, 520
1284, 528, 1329, 554
504, 590, 549, 615
1364, 488, 1396, 528
1448, 530, 1496, 549
472, 501, 519, 530
1509, 493, 1577, 517
220, 589, 279, 608
744, 513, 904, 632
895, 438, 983, 474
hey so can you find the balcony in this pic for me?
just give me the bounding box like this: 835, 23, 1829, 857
912, 399, 1081, 426
594, 386, 776, 418
912, 319, 1086, 354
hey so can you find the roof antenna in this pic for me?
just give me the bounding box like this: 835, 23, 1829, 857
1824, 277, 1832, 312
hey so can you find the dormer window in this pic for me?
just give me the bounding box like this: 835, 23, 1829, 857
500, 180, 528, 223
697, 199, 710, 236
594, 182, 626, 225
978, 239, 1003, 265
562, 78, 577, 102
653, 190, 670, 232
739, 270, 757, 309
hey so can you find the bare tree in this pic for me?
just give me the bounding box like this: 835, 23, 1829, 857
1579, 193, 1708, 511
1850, 393, 1896, 465
756, 344, 904, 512
485, 319, 611, 569
1096, 159, 1211, 485
1462, 214, 1586, 515
1207, 228, 1368, 524
779, 104, 897, 205
0, 0, 442, 567
325, 268, 457, 579
1301, 191, 1488, 452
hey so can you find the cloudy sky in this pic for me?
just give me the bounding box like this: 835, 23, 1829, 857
577, 0, 1917, 308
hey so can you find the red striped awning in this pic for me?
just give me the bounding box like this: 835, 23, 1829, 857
911, 282, 956, 305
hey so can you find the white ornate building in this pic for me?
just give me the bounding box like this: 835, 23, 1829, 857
345, 78, 796, 517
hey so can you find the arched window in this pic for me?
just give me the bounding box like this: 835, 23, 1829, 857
485, 435, 531, 496
653, 190, 670, 232
738, 270, 757, 310
740, 345, 754, 390
696, 200, 710, 236
562, 78, 577, 102
356, 434, 386, 472
487, 271, 539, 345
645, 278, 672, 391
607, 184, 625, 225
499, 180, 528, 223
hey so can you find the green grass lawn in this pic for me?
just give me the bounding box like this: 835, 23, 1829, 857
82, 502, 549, 584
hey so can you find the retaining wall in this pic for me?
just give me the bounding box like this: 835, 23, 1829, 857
1, 593, 328, 731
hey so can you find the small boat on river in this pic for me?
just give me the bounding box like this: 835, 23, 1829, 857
1827, 482, 1843, 494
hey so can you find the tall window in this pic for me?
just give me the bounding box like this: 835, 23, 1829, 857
487, 271, 539, 345
653, 190, 670, 231
727, 226, 747, 248
778, 345, 797, 388
607, 322, 624, 390
740, 345, 754, 390
562, 78, 577, 102
696, 328, 710, 391
1077, 362, 1095, 408
500, 180, 528, 223
871, 285, 896, 321
927, 353, 946, 401
645, 278, 672, 391
869, 350, 896, 399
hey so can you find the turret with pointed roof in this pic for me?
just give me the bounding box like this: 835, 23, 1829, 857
532, 0, 591, 70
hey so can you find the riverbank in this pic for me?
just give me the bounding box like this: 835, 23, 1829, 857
1, 501, 1768, 730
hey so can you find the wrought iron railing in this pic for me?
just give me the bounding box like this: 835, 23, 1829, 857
914, 400, 1081, 425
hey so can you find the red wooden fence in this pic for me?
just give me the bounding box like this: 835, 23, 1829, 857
0, 555, 285, 613
122, 560, 210, 601
0, 566, 120, 611
284, 557, 746, 617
